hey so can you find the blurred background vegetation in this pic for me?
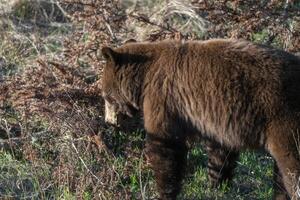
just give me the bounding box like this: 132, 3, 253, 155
0, 0, 299, 199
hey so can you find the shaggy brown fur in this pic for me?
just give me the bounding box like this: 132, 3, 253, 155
101, 39, 300, 200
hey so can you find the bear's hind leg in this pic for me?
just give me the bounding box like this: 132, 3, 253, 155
145, 134, 187, 200
273, 164, 290, 200
205, 140, 239, 188
269, 148, 300, 200
266, 119, 300, 200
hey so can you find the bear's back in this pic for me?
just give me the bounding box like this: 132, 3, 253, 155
117, 39, 300, 116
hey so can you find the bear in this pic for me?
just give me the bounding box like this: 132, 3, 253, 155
101, 39, 300, 200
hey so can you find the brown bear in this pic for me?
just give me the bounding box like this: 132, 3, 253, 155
101, 39, 300, 200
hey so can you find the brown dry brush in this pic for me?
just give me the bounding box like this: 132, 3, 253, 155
0, 0, 299, 199
194, 0, 300, 52
0, 0, 153, 199
1, 58, 107, 195
5, 1, 158, 199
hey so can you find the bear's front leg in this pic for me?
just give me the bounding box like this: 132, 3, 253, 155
205, 140, 239, 188
145, 134, 187, 200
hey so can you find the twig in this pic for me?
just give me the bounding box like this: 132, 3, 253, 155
71, 140, 104, 184
128, 13, 178, 33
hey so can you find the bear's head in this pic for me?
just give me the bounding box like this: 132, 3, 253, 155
101, 43, 148, 119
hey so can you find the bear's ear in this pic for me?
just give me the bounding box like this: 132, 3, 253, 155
124, 39, 137, 44
101, 47, 118, 63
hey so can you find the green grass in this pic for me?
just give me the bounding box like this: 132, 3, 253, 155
0, 137, 275, 200
250, 28, 285, 48
0, 151, 49, 199
179, 145, 274, 200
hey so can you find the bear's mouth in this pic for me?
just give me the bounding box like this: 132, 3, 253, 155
103, 93, 139, 118
119, 103, 138, 118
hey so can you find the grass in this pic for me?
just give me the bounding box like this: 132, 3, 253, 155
0, 151, 50, 199
179, 146, 274, 200
0, 138, 275, 199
